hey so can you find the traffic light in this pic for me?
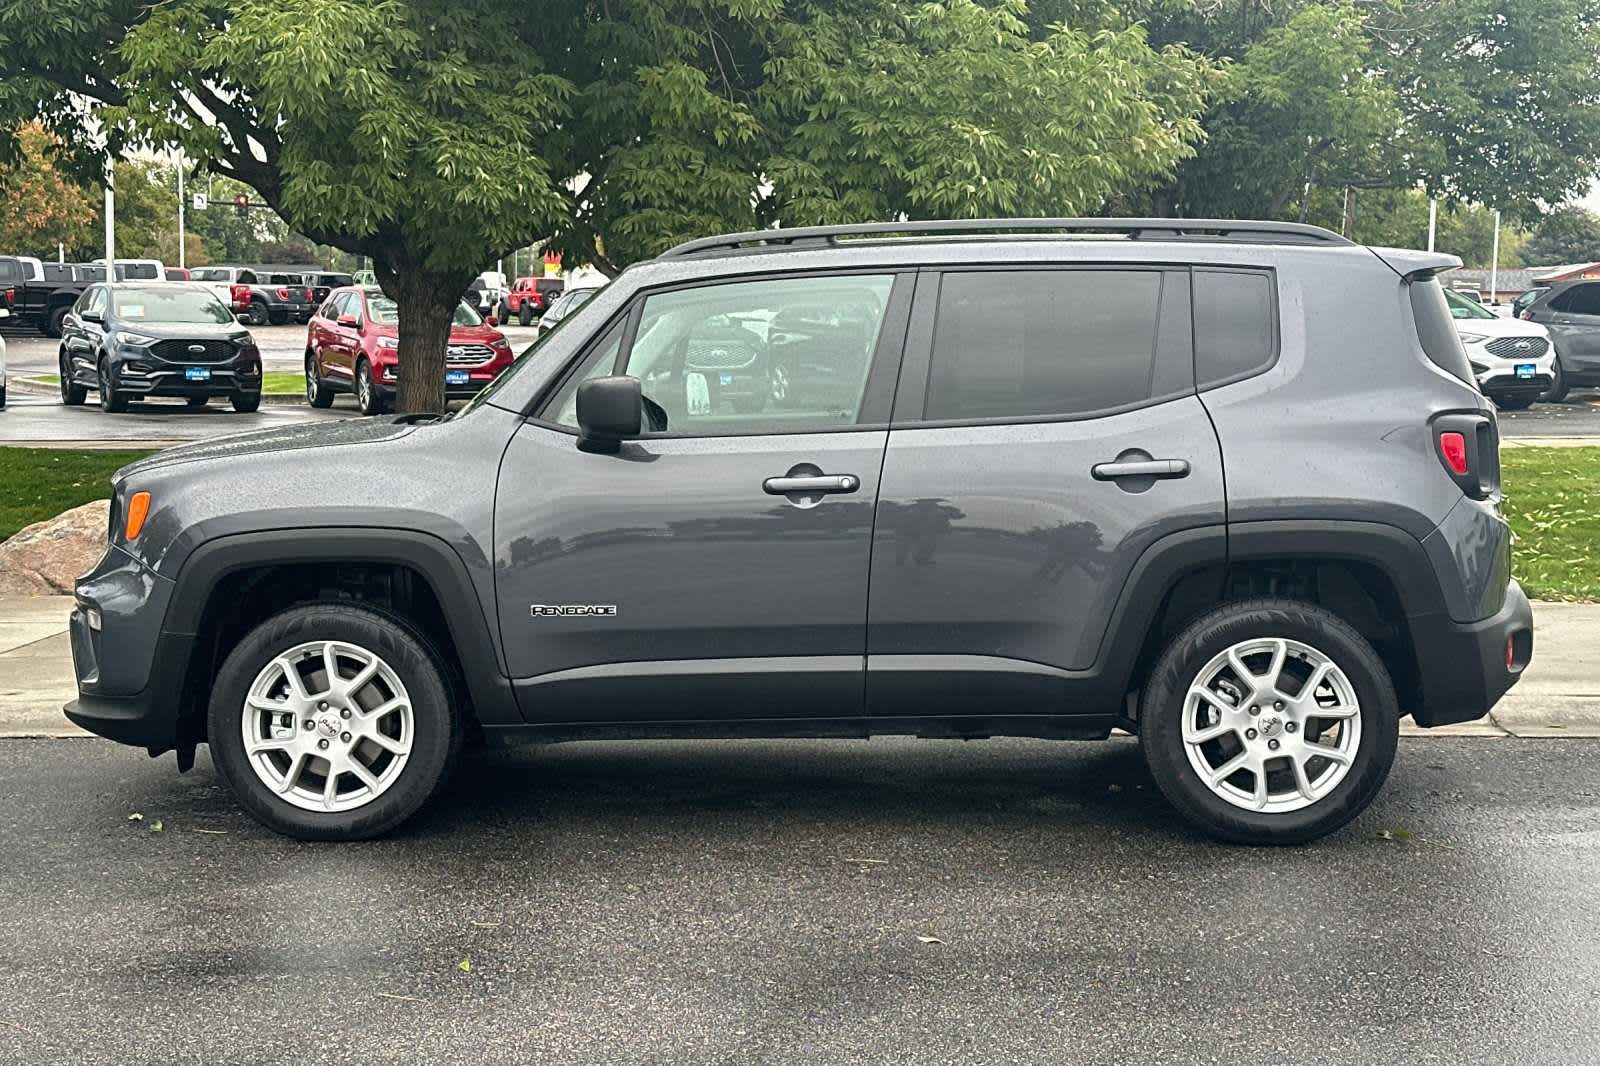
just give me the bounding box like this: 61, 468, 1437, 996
234, 193, 249, 218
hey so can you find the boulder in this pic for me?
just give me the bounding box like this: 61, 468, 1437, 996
0, 501, 110, 595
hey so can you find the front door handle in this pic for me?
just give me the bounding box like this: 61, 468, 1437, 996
1091, 459, 1190, 481
763, 474, 860, 495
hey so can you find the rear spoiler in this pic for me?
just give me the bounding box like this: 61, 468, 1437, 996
1366, 246, 1462, 279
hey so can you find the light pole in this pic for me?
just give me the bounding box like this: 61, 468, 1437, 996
177, 165, 186, 270
1490, 209, 1501, 304
104, 161, 116, 284
1427, 198, 1438, 252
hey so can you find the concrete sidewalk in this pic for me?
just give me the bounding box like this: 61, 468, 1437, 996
2, 595, 1596, 738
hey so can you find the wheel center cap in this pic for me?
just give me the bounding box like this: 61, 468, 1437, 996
315, 714, 341, 738
1258, 714, 1284, 739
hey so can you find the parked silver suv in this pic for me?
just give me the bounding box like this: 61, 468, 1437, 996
65, 218, 1533, 844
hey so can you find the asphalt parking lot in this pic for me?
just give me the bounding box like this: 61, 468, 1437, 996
0, 735, 1596, 1064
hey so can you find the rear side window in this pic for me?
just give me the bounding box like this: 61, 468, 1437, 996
1551, 283, 1600, 315
1194, 269, 1277, 387
1408, 277, 1474, 384
926, 270, 1162, 420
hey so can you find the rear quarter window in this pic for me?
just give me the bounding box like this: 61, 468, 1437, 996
1193, 269, 1277, 388
1408, 277, 1474, 384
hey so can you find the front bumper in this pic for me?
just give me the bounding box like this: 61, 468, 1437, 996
63, 545, 193, 751
1409, 580, 1534, 727
113, 345, 263, 398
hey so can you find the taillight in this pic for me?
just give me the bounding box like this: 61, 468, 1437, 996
1439, 431, 1469, 475
1433, 414, 1500, 499
230, 284, 249, 308
304, 287, 314, 302
3, 287, 12, 306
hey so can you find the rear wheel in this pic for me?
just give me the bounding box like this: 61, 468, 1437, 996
246, 301, 269, 327
206, 604, 462, 840
1138, 598, 1398, 845
305, 352, 334, 408
59, 354, 87, 405
97, 360, 128, 413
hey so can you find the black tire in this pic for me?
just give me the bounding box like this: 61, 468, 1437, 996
305, 352, 334, 408
246, 301, 270, 327
518, 303, 533, 327
186, 395, 209, 408
0, 384, 6, 410
206, 603, 463, 840
59, 354, 87, 405
45, 305, 70, 338
355, 358, 385, 415
97, 359, 128, 413
1138, 597, 1399, 845
1543, 355, 1568, 403
231, 391, 261, 413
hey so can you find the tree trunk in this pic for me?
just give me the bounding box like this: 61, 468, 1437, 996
377, 262, 473, 415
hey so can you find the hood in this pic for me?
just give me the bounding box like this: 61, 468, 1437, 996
112, 317, 249, 341
1452, 315, 1549, 340
116, 415, 422, 481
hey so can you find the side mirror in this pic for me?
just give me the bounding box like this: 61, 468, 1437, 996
336, 313, 357, 327
576, 376, 642, 449
81, 310, 101, 323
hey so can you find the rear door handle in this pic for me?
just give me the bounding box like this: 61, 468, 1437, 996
1091, 459, 1190, 481
763, 474, 860, 495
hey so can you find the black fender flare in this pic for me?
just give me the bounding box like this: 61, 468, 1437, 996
1091, 519, 1446, 697
163, 528, 520, 725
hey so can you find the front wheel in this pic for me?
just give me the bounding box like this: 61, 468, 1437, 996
206, 604, 462, 840
60, 354, 87, 405
98, 360, 128, 413
1138, 598, 1398, 845
518, 303, 533, 327
1543, 356, 1569, 403
231, 391, 261, 413
355, 359, 385, 415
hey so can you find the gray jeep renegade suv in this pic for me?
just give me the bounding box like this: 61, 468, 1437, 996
66, 218, 1533, 844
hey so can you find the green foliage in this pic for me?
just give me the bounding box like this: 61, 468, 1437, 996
1501, 447, 1600, 602
1524, 208, 1600, 266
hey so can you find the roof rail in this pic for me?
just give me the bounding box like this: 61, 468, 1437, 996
657, 218, 1354, 259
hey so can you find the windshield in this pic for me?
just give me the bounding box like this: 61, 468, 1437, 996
453, 287, 604, 419
1444, 287, 1496, 320
110, 286, 235, 324
367, 294, 482, 327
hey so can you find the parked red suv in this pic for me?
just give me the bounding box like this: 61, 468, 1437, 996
505, 276, 566, 326
304, 286, 514, 414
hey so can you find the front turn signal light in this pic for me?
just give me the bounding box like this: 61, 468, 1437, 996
124, 491, 152, 541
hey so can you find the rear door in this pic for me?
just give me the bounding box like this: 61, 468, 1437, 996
493, 269, 912, 723
865, 267, 1226, 717
1542, 283, 1600, 376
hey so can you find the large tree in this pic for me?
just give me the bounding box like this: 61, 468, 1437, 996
1523, 207, 1600, 265
0, 123, 98, 258
0, 0, 1215, 412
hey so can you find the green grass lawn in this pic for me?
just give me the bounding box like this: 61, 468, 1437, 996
28, 372, 302, 395
1501, 446, 1600, 602
1, 443, 1596, 602
0, 447, 157, 541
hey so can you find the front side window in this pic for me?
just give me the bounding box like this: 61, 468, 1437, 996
624, 274, 895, 436
926, 270, 1163, 421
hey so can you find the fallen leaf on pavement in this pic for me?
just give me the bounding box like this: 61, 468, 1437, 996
376, 993, 422, 1003
148, 820, 164, 833
126, 813, 143, 822
457, 958, 473, 973
916, 935, 944, 945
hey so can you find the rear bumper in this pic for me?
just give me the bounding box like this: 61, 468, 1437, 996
1409, 580, 1534, 727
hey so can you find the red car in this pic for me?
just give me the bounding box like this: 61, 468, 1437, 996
505, 276, 566, 326
304, 286, 514, 414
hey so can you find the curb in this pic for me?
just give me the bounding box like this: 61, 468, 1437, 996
15, 377, 304, 406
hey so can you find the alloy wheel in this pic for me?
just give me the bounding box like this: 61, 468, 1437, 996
305, 360, 319, 403
357, 364, 373, 412
240, 639, 415, 813
1180, 637, 1361, 813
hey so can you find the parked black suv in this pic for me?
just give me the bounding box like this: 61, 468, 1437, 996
59, 282, 264, 412
65, 219, 1533, 844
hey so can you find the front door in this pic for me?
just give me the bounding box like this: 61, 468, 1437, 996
865, 267, 1227, 716
494, 270, 913, 723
